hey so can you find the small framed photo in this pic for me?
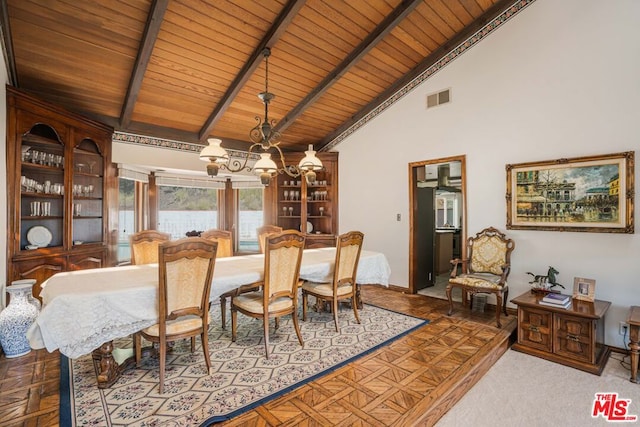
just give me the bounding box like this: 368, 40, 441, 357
573, 277, 596, 301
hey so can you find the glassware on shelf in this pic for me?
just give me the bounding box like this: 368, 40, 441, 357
288, 207, 293, 216
76, 163, 86, 173
30, 201, 40, 216
284, 190, 289, 201
319, 207, 324, 216
87, 161, 96, 174
282, 206, 287, 217
21, 146, 31, 162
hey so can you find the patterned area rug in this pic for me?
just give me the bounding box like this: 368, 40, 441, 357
60, 303, 427, 426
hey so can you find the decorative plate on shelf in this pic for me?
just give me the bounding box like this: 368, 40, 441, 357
299, 221, 313, 233
27, 226, 52, 247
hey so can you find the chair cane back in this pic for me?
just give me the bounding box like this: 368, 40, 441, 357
129, 230, 171, 265
201, 229, 233, 258
257, 225, 283, 254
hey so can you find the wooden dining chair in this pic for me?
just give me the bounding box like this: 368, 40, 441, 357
134, 237, 218, 393
302, 231, 364, 332
129, 230, 171, 265
231, 230, 305, 359
257, 225, 283, 253
201, 229, 233, 258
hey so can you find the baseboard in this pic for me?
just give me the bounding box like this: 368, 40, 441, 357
609, 345, 629, 355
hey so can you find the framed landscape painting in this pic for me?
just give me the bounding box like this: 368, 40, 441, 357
506, 152, 634, 233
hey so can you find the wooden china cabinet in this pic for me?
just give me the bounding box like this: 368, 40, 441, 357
265, 152, 338, 248
6, 86, 116, 301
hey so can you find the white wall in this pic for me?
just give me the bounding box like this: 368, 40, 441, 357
336, 0, 640, 347
0, 51, 8, 309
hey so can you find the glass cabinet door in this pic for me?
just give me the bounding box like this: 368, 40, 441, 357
20, 124, 65, 250
306, 171, 331, 235
277, 177, 302, 231
72, 139, 104, 245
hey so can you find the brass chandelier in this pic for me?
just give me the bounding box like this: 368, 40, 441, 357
199, 48, 323, 185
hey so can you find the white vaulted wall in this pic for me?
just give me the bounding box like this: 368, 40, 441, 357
336, 0, 640, 346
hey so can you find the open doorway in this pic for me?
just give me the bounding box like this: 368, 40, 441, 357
408, 155, 467, 298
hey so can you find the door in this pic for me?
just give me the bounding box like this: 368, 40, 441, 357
414, 187, 436, 290
408, 155, 466, 295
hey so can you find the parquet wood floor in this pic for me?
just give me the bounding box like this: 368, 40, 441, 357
0, 285, 516, 427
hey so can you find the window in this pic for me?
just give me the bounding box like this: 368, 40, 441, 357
236, 186, 263, 252
157, 185, 219, 239
118, 178, 135, 262
117, 167, 150, 263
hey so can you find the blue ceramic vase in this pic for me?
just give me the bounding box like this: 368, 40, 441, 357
0, 282, 39, 358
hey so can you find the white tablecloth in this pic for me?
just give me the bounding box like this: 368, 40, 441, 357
27, 248, 390, 359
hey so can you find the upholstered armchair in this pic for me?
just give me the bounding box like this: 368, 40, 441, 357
446, 227, 515, 328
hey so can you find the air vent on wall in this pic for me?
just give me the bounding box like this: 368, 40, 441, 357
426, 88, 451, 109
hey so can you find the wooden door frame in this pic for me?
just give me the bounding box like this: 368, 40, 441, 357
408, 155, 467, 294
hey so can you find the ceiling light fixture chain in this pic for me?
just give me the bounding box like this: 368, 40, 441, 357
200, 48, 323, 185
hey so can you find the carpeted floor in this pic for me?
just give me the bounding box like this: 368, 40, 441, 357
60, 303, 427, 426
436, 349, 639, 427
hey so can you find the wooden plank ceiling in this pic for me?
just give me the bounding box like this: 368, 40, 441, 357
2, 0, 513, 152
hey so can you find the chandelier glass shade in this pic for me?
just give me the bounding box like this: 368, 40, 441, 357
199, 48, 323, 184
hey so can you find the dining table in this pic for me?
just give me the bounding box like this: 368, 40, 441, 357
26, 247, 391, 388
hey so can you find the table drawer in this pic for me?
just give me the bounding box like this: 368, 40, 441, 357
518, 306, 553, 353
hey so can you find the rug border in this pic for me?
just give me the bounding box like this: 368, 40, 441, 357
59, 353, 72, 427
58, 305, 429, 426
200, 306, 429, 426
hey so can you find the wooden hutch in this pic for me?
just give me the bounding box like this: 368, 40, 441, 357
5, 86, 117, 301
265, 151, 338, 248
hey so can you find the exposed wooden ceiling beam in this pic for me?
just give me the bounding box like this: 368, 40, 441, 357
318, 0, 516, 151
197, 0, 306, 142
0, 0, 18, 86
274, 0, 423, 136
119, 0, 169, 129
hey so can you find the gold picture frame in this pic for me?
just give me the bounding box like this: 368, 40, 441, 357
506, 152, 634, 233
573, 277, 596, 302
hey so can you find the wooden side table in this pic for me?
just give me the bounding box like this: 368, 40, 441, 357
511, 291, 611, 375
627, 306, 640, 383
